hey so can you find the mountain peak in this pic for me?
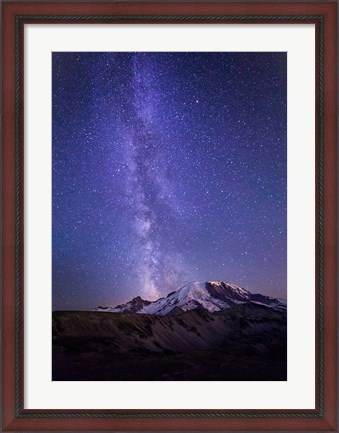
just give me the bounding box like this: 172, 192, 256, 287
131, 295, 149, 302
140, 280, 254, 316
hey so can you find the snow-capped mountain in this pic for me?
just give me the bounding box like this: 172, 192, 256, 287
93, 281, 286, 316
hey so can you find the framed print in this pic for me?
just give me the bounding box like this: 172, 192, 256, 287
2, 1, 337, 432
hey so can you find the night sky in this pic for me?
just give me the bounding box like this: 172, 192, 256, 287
52, 52, 287, 311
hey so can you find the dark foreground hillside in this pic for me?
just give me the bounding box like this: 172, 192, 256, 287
52, 304, 287, 381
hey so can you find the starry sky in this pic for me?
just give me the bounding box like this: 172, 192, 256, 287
52, 52, 287, 311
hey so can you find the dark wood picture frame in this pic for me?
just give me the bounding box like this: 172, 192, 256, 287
2, 1, 337, 432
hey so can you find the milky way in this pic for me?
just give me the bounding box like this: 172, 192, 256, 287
52, 52, 287, 310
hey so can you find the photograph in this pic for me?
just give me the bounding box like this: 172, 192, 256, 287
52, 52, 287, 381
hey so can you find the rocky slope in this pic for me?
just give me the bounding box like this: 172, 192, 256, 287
53, 302, 287, 381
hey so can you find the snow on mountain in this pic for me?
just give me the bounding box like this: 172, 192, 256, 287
93, 281, 286, 316
93, 296, 151, 313
140, 281, 248, 316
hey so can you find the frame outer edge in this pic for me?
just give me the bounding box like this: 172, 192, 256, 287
1, 1, 337, 432
2, 2, 18, 431
322, 2, 337, 431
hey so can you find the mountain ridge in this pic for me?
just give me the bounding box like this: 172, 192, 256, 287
93, 280, 286, 316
